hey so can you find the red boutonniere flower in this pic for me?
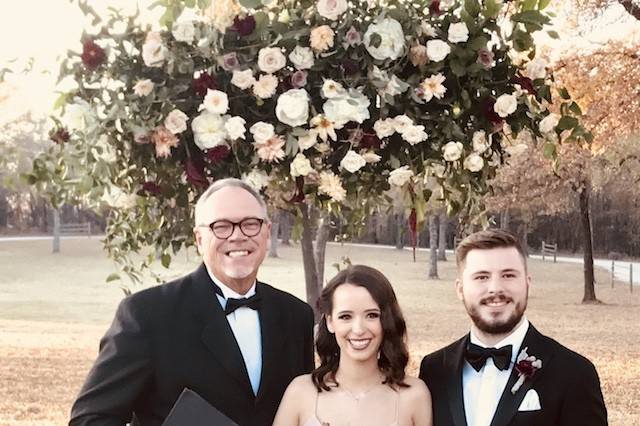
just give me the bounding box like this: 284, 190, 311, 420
511, 347, 542, 394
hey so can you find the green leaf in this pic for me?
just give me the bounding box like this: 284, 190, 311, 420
106, 273, 121, 282
520, 0, 537, 10
450, 59, 467, 77
184, 0, 196, 7
464, 0, 481, 17
558, 87, 570, 99
511, 29, 533, 51
161, 253, 171, 268
369, 32, 382, 49
469, 36, 488, 51
482, 0, 501, 18
542, 142, 556, 159
511, 10, 550, 26
557, 116, 579, 131
538, 0, 552, 9
239, 0, 262, 8
547, 30, 559, 39
569, 102, 582, 115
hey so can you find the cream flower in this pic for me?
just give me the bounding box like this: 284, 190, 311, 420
323, 89, 370, 127
276, 89, 310, 127
224, 116, 246, 140
392, 114, 414, 134
164, 109, 189, 134
310, 25, 335, 52
298, 131, 318, 151
525, 58, 547, 80
363, 18, 405, 61
317, 0, 348, 20
231, 69, 256, 90
289, 46, 315, 70
258, 47, 287, 74
253, 74, 279, 99
255, 135, 286, 162
448, 22, 469, 43
374, 118, 396, 138
426, 39, 451, 62
494, 93, 518, 118
204, 0, 241, 33
172, 21, 195, 43
310, 114, 337, 142
200, 89, 229, 114
472, 130, 490, 154
362, 152, 381, 163
133, 79, 154, 97
442, 141, 464, 161
464, 153, 484, 172
340, 150, 367, 173
410, 45, 428, 67
191, 111, 227, 150
242, 169, 271, 190
249, 122, 276, 143
419, 73, 447, 102
151, 126, 179, 158
321, 79, 346, 99
318, 171, 346, 202
401, 125, 428, 145
290, 153, 313, 177
142, 31, 167, 67
539, 113, 560, 134
388, 166, 414, 187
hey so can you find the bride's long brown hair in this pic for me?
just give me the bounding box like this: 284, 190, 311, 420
311, 265, 409, 391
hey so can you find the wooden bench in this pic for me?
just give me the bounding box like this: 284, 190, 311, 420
60, 222, 92, 236
541, 241, 557, 263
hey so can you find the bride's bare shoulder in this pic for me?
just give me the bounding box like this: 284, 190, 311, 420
287, 373, 317, 392
398, 377, 431, 401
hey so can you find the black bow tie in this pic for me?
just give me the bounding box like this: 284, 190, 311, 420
465, 342, 513, 372
224, 294, 262, 315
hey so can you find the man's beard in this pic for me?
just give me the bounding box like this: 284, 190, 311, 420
464, 293, 527, 335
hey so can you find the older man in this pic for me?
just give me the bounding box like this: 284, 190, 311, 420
420, 229, 607, 426
70, 178, 315, 426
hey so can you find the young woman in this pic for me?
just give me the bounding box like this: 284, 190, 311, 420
274, 265, 432, 426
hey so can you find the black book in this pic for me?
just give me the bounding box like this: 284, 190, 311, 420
162, 388, 238, 426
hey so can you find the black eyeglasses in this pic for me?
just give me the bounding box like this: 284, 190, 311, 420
200, 217, 265, 239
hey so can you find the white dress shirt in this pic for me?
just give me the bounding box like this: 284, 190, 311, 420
208, 271, 262, 396
462, 318, 530, 426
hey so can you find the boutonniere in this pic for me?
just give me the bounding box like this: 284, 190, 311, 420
511, 346, 542, 394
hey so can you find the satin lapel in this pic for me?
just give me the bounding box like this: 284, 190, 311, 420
490, 325, 555, 426
255, 282, 286, 402
191, 264, 254, 399
446, 335, 469, 426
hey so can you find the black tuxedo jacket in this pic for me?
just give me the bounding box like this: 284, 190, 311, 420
69, 264, 315, 426
419, 324, 607, 426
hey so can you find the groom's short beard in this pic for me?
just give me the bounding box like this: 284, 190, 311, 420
465, 296, 527, 336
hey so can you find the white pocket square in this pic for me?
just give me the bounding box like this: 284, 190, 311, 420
518, 389, 541, 411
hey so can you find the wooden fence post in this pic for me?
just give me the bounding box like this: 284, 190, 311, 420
611, 260, 615, 288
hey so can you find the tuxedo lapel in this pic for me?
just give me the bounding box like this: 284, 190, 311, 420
490, 325, 555, 426
255, 282, 286, 403
191, 264, 254, 400
445, 335, 469, 426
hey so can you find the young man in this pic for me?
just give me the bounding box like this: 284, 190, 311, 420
419, 229, 607, 426
70, 178, 315, 425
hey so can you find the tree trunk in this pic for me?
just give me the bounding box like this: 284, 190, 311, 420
52, 208, 60, 253
438, 212, 447, 261
300, 203, 321, 321
500, 209, 510, 230
314, 213, 331, 289
395, 213, 404, 249
579, 185, 597, 303
521, 221, 529, 257
428, 215, 439, 279
280, 210, 292, 245
268, 210, 280, 258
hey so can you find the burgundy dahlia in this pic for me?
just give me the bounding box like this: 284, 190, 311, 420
81, 40, 106, 71
429, 0, 441, 15
192, 72, 218, 97
49, 128, 70, 145
205, 145, 230, 164
360, 132, 382, 149
513, 75, 537, 96
481, 97, 503, 126
232, 15, 256, 37
341, 59, 359, 76
185, 157, 209, 188
141, 181, 162, 195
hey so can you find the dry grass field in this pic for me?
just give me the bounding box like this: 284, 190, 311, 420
0, 238, 638, 425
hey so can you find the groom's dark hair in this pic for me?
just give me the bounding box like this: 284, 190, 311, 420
456, 229, 527, 270
312, 265, 409, 392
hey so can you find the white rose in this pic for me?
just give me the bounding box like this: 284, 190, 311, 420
258, 47, 286, 74
142, 31, 166, 67
402, 125, 428, 145
103, 185, 138, 209
374, 118, 395, 138
526, 58, 547, 80
133, 79, 154, 97
494, 93, 518, 118
321, 79, 346, 99
252, 74, 279, 99
362, 152, 381, 163
63, 99, 93, 131
442, 141, 464, 162
426, 39, 451, 62
340, 150, 367, 173
384, 75, 409, 97
317, 0, 348, 20
231, 69, 256, 90
191, 111, 227, 150
200, 89, 229, 115
225, 116, 246, 140
323, 89, 370, 127
464, 153, 484, 172
164, 109, 189, 134
298, 131, 318, 151
289, 46, 315, 70
388, 166, 414, 187
290, 153, 313, 177
94, 135, 117, 162
172, 21, 195, 43
242, 169, 271, 190
392, 114, 414, 134
472, 130, 490, 154
276, 89, 310, 127
448, 22, 469, 43
250, 122, 275, 143
363, 18, 405, 61
539, 113, 560, 134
